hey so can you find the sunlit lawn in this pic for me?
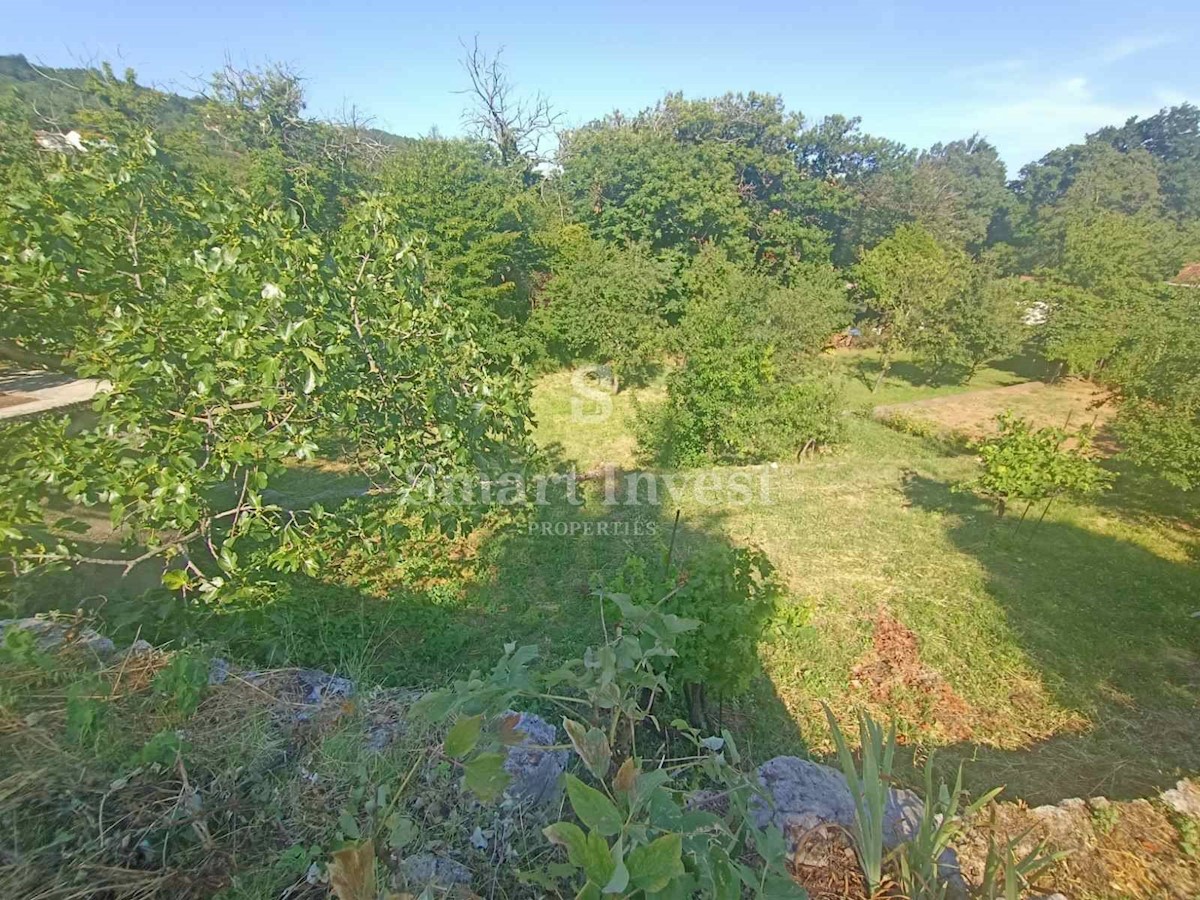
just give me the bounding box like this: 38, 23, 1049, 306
187, 358, 1199, 805
501, 362, 1200, 802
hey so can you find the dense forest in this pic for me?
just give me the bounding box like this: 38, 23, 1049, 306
2, 48, 1200, 900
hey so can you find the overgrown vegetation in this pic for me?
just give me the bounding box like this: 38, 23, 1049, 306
2, 45, 1200, 900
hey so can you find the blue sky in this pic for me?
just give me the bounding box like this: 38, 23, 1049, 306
3, 0, 1197, 174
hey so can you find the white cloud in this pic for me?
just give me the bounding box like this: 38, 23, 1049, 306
924, 47, 1194, 170
1098, 34, 1175, 65
955, 76, 1148, 168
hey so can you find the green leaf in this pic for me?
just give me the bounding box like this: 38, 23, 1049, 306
548, 820, 615, 887
444, 714, 483, 758
387, 814, 417, 850
581, 831, 616, 886
161, 568, 189, 590
760, 873, 809, 898
627, 832, 684, 892
563, 717, 612, 780
337, 811, 360, 840
463, 752, 510, 802
566, 774, 623, 836
544, 820, 589, 863
603, 837, 630, 894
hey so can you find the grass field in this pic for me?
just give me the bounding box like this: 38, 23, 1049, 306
501, 352, 1200, 802
48, 351, 1199, 808
832, 347, 1053, 406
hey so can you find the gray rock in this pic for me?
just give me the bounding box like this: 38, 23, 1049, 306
752, 756, 966, 897
125, 639, 155, 657
1162, 779, 1200, 820
296, 668, 355, 704
400, 854, 471, 888
364, 724, 395, 752
502, 711, 568, 805
0, 617, 115, 657
752, 756, 856, 835
207, 657, 230, 686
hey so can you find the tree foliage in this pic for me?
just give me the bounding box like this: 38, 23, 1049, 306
0, 109, 530, 593
532, 231, 675, 384
963, 413, 1113, 517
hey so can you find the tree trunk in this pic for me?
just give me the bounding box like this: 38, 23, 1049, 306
685, 682, 708, 730
871, 353, 891, 394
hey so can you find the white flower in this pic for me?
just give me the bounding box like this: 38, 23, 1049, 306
261, 282, 284, 300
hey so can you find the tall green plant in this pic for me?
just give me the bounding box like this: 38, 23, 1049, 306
964, 412, 1113, 518
893, 757, 1001, 899
414, 576, 805, 899
823, 705, 896, 895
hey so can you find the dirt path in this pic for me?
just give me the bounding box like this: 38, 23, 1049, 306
874, 378, 1116, 442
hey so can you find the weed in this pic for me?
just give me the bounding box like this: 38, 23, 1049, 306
893, 755, 1001, 899
1092, 801, 1120, 836
152, 653, 208, 717
978, 826, 1066, 899
1175, 814, 1199, 859
824, 705, 896, 895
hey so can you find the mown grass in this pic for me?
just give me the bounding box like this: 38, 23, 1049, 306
833, 347, 1052, 407
511, 362, 1200, 802
529, 367, 664, 471
48, 356, 1199, 809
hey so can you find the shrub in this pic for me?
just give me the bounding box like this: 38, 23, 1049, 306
414, 581, 804, 899
730, 375, 844, 460
963, 412, 1113, 517
532, 234, 676, 387
600, 546, 781, 726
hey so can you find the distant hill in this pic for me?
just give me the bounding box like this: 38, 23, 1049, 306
0, 53, 202, 129
0, 53, 408, 145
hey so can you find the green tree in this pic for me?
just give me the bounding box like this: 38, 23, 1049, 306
532, 232, 675, 385
853, 224, 972, 389
379, 137, 542, 358
1107, 286, 1200, 489
558, 93, 840, 269
638, 249, 843, 465
919, 272, 1026, 380
0, 126, 531, 597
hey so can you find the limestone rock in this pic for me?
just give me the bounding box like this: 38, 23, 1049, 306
502, 711, 568, 805
0, 617, 115, 657
752, 756, 966, 896
296, 668, 355, 704
399, 853, 471, 889
1162, 780, 1200, 820
207, 657, 231, 685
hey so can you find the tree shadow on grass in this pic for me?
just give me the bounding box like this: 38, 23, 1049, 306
1094, 458, 1200, 549
987, 352, 1054, 383
850, 352, 1051, 394
849, 357, 953, 392
901, 474, 1200, 802
458, 479, 807, 755
72, 473, 808, 759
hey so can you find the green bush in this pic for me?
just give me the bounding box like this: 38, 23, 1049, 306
414, 579, 804, 899
532, 232, 675, 386
962, 412, 1113, 517
635, 249, 845, 467
600, 546, 781, 725
729, 375, 844, 460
